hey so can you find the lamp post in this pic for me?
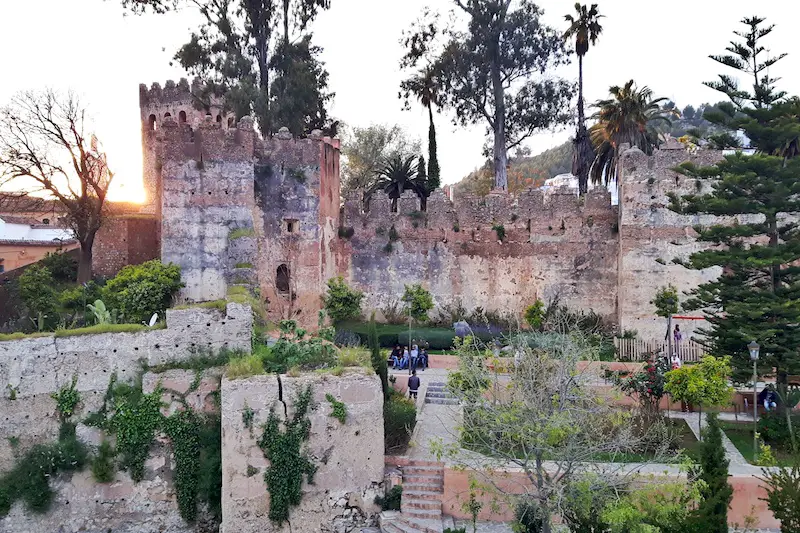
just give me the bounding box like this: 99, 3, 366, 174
748, 340, 760, 460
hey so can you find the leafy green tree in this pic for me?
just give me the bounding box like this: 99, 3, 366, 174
321, 276, 363, 323
524, 300, 545, 330
102, 260, 183, 323
340, 124, 421, 194
368, 315, 389, 400
704, 16, 787, 110
664, 356, 733, 438
120, 0, 333, 137
401, 284, 434, 323
688, 413, 733, 533
18, 264, 56, 330
40, 250, 78, 282
563, 3, 603, 196
682, 105, 696, 120
589, 80, 673, 184
652, 284, 679, 319
404, 0, 573, 191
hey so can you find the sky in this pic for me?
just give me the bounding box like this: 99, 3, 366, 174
1, 0, 799, 202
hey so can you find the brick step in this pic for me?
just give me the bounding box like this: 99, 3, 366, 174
401, 507, 443, 520
402, 465, 444, 475
424, 398, 459, 405
402, 489, 443, 501
382, 522, 421, 533
402, 499, 442, 510
424, 391, 455, 398
397, 515, 443, 533
403, 474, 443, 484
403, 459, 444, 467
403, 482, 444, 493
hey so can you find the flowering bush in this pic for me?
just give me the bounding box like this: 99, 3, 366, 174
618, 356, 670, 417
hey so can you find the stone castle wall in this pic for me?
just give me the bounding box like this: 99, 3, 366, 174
340, 187, 619, 323
0, 304, 251, 532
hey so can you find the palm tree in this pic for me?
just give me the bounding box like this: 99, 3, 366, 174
371, 154, 428, 212
401, 67, 441, 191
589, 80, 673, 185
564, 3, 603, 195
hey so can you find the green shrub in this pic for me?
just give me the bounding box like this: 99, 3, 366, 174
402, 284, 434, 322
444, 529, 467, 533
514, 498, 545, 533
338, 347, 370, 367
102, 260, 183, 323
524, 300, 545, 330
338, 226, 355, 239
18, 264, 56, 328
59, 281, 102, 312
322, 277, 364, 323
91, 440, 116, 483
757, 411, 800, 445
760, 464, 800, 532
562, 476, 614, 533
492, 224, 506, 241
260, 321, 337, 373
384, 391, 416, 453
40, 250, 78, 282
229, 228, 255, 239
375, 485, 402, 511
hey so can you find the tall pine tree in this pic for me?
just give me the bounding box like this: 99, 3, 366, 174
368, 314, 389, 400
668, 17, 800, 414
689, 413, 733, 532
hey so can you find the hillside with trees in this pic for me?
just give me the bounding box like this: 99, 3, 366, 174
453, 142, 573, 197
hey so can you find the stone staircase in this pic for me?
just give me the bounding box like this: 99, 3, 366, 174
424, 381, 459, 406
380, 460, 445, 533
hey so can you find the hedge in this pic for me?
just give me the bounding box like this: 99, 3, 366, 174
335, 321, 501, 350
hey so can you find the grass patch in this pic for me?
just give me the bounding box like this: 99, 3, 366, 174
226, 286, 269, 325
229, 228, 255, 240
719, 421, 800, 465
338, 347, 370, 368
226, 354, 265, 379
0, 331, 53, 342
54, 322, 165, 338
173, 300, 228, 312
149, 348, 243, 374
234, 262, 253, 269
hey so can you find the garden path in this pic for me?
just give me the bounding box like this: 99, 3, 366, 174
666, 410, 756, 474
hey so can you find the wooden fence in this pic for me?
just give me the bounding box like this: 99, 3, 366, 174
614, 338, 705, 362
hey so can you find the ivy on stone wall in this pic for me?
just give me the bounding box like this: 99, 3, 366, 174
325, 393, 347, 424
257, 384, 317, 524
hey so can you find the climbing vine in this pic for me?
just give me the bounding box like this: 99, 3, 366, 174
163, 409, 202, 522
51, 376, 80, 421
109, 386, 163, 482
257, 384, 317, 524
325, 393, 347, 424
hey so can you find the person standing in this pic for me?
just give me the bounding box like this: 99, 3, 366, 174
408, 370, 421, 399
409, 344, 419, 374
673, 325, 683, 353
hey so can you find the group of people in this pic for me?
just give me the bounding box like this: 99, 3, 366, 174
390, 344, 429, 374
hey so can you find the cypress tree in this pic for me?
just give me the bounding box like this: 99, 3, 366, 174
427, 115, 441, 192
369, 314, 389, 400
689, 413, 733, 532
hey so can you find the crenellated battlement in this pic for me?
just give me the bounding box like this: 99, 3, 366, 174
139, 78, 196, 106
342, 186, 614, 231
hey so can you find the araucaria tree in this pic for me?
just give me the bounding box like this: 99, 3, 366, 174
120, 0, 334, 137
405, 0, 573, 191
563, 3, 603, 195
668, 17, 800, 410
0, 90, 113, 283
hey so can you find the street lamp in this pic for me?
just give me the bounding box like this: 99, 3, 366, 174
748, 340, 760, 459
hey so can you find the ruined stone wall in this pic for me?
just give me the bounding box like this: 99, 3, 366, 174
220, 370, 384, 533
253, 131, 341, 324
616, 145, 752, 340
0, 304, 251, 532
160, 117, 257, 302
340, 188, 619, 322
92, 215, 160, 277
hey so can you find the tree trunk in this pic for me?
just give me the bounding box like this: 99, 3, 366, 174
282, 0, 290, 43
572, 56, 594, 196
490, 49, 508, 191
534, 452, 551, 533
77, 238, 94, 284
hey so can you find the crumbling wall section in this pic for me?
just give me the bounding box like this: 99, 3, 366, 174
253, 130, 341, 324
340, 187, 619, 321
0, 304, 251, 532
220, 370, 383, 533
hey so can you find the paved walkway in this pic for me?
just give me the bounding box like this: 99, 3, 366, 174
667, 410, 757, 473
